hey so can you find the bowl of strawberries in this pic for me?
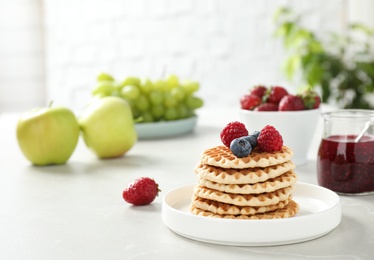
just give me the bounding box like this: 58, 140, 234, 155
239, 85, 321, 165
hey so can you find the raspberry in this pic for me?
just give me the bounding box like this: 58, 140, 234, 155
278, 94, 305, 111
240, 94, 262, 110
220, 121, 249, 147
257, 125, 283, 152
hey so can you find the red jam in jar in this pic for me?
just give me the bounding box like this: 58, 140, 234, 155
317, 135, 374, 194
317, 110, 374, 194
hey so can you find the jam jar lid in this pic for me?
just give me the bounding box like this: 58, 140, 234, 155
322, 109, 374, 121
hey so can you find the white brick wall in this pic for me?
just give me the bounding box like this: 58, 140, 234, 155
1, 0, 356, 112
0, 0, 45, 112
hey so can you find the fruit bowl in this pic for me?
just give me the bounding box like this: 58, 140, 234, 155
135, 116, 198, 139
240, 109, 320, 165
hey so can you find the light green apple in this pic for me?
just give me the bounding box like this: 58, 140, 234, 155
79, 96, 137, 159
16, 105, 80, 166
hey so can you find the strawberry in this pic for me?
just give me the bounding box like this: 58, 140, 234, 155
240, 94, 262, 110
278, 94, 305, 111
299, 90, 321, 109
249, 85, 267, 99
123, 177, 160, 206
265, 86, 288, 104
254, 103, 278, 111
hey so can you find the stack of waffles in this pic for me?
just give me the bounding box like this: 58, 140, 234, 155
191, 145, 299, 219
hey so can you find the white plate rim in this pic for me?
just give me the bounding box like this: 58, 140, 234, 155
135, 116, 197, 139
161, 182, 341, 246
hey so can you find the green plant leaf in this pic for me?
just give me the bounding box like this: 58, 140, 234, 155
274, 22, 295, 40
350, 23, 374, 36
274, 6, 374, 109
283, 55, 301, 79
273, 7, 292, 23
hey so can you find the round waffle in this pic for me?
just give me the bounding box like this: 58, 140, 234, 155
198, 170, 297, 194
194, 161, 295, 185
200, 145, 294, 169
193, 185, 293, 207
191, 200, 299, 220
192, 196, 292, 216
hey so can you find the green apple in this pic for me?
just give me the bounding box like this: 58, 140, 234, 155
16, 105, 80, 166
79, 96, 137, 159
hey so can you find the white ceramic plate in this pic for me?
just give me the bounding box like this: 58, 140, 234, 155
135, 116, 197, 139
162, 182, 341, 246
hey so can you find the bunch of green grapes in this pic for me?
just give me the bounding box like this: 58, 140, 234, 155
92, 73, 204, 123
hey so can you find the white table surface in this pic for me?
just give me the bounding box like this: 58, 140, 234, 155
1, 107, 373, 260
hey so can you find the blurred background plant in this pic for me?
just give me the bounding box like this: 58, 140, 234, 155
274, 7, 374, 109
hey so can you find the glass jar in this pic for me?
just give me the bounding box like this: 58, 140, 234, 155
317, 109, 374, 195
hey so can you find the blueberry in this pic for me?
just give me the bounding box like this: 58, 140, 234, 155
230, 137, 253, 158
245, 135, 258, 148
252, 131, 260, 138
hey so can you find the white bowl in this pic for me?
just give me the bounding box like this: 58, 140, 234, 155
135, 116, 197, 139
240, 109, 320, 165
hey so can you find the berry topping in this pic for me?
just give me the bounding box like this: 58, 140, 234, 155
278, 94, 305, 111
230, 137, 252, 158
247, 131, 260, 148
252, 130, 260, 138
257, 125, 283, 152
265, 86, 288, 104
240, 94, 262, 110
254, 103, 278, 111
122, 177, 160, 206
220, 121, 249, 147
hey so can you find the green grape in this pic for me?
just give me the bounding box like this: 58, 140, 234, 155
126, 100, 140, 119
186, 108, 195, 117
164, 108, 178, 121
181, 80, 199, 94
186, 95, 204, 109
118, 77, 141, 89
135, 95, 150, 112
149, 90, 163, 105
92, 80, 116, 96
151, 104, 165, 119
140, 111, 154, 123
166, 74, 179, 89
121, 85, 140, 100
163, 92, 178, 108
139, 78, 153, 94
91, 74, 203, 123
92, 93, 107, 100
170, 86, 186, 101
176, 103, 188, 119
97, 72, 114, 82
111, 90, 121, 97
153, 80, 167, 91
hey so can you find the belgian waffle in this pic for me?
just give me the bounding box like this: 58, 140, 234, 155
190, 142, 299, 220
195, 161, 295, 184
191, 200, 299, 220
198, 170, 297, 194
193, 185, 293, 207
192, 195, 292, 215
200, 146, 293, 169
